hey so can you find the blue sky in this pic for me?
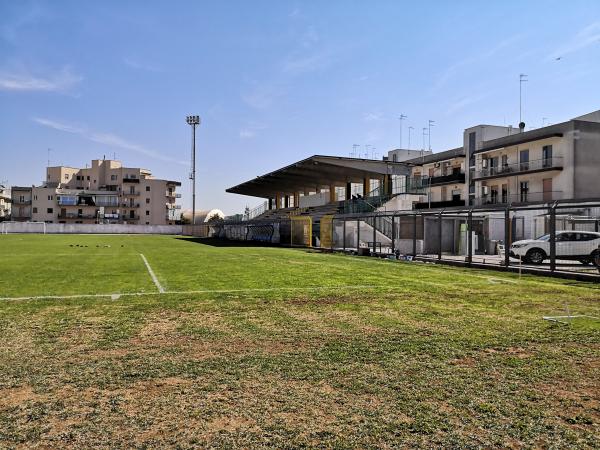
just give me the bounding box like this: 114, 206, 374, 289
1, 1, 600, 214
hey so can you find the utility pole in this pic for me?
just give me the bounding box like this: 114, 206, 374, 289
398, 114, 407, 148
408, 126, 414, 150
428, 120, 435, 151
186, 115, 201, 226
519, 74, 528, 126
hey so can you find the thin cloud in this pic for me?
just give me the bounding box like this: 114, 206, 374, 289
123, 57, 162, 72
239, 122, 267, 139
548, 21, 600, 60
446, 93, 489, 115
33, 117, 187, 166
363, 112, 382, 122
0, 66, 82, 92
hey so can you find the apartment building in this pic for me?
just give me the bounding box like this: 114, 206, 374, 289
402, 148, 466, 208
468, 110, 600, 207
12, 158, 182, 225
0, 185, 11, 220
10, 186, 32, 221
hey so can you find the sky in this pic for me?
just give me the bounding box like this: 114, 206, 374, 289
1, 1, 600, 215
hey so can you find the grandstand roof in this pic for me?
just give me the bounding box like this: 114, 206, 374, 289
226, 155, 412, 198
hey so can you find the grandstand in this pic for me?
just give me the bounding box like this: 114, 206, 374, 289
226, 155, 415, 246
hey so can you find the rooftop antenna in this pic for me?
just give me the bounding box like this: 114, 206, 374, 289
47, 148, 52, 167
408, 126, 414, 150
542, 117, 548, 127
519, 74, 528, 130
428, 119, 435, 151
421, 127, 428, 161
398, 114, 407, 148
352, 144, 360, 158
113, 152, 116, 160
364, 144, 372, 159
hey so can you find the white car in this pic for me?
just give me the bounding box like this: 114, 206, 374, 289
510, 231, 600, 265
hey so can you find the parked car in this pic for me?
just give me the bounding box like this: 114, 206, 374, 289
510, 231, 600, 265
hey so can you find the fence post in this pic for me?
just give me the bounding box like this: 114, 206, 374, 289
391, 215, 396, 254
412, 214, 417, 257
343, 219, 346, 251
549, 203, 556, 273
438, 211, 443, 261
356, 218, 360, 251
331, 218, 334, 251
372, 214, 377, 254
504, 206, 510, 267
467, 209, 473, 266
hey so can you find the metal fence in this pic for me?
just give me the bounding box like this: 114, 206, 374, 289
185, 199, 600, 280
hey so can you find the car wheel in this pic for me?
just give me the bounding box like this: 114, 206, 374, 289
592, 250, 600, 268
525, 248, 546, 265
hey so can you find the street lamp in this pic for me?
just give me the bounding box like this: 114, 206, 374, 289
186, 115, 201, 226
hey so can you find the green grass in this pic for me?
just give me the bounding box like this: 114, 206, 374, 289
0, 234, 599, 448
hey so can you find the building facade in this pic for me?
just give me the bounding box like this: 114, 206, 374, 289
0, 185, 11, 221
11, 159, 181, 225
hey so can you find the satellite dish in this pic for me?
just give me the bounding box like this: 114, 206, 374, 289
519, 122, 526, 130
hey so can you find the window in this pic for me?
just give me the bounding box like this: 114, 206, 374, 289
146, 222, 150, 225
519, 181, 529, 202
468, 132, 476, 167
542, 145, 553, 167
64, 174, 69, 180
47, 207, 53, 214
111, 174, 117, 181
146, 186, 150, 192
146, 210, 150, 216
48, 195, 53, 200
33, 207, 38, 213
146, 198, 150, 204
34, 195, 37, 200
87, 176, 90, 181
519, 149, 529, 171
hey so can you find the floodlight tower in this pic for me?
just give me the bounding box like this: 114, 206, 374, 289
186, 115, 201, 225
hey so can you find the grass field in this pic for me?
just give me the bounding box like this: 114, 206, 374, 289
0, 234, 599, 448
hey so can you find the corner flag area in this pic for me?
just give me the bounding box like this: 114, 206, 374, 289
0, 234, 598, 447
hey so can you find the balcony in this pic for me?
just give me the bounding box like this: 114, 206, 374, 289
414, 198, 465, 210
473, 157, 563, 181
58, 212, 97, 220
166, 204, 182, 209
122, 191, 141, 196
122, 177, 140, 183
474, 191, 563, 207
123, 215, 140, 221
166, 192, 182, 198
428, 171, 466, 186
12, 199, 31, 205
122, 203, 140, 208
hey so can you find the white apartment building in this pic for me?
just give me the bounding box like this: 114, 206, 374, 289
0, 185, 11, 220
12, 158, 181, 225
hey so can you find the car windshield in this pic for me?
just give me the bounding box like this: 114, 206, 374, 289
535, 234, 551, 241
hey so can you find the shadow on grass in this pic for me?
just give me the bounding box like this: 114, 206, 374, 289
175, 237, 281, 248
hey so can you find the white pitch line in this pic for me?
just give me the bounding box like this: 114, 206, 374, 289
140, 253, 165, 293
0, 285, 386, 302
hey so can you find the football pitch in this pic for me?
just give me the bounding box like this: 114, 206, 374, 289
0, 234, 599, 447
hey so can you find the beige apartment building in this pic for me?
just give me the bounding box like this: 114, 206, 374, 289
11, 159, 181, 225
468, 110, 600, 207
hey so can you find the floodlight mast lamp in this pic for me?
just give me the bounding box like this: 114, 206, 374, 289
186, 115, 201, 226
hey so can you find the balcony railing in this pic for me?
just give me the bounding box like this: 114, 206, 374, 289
122, 191, 141, 196
123, 215, 140, 221
414, 198, 465, 210
122, 203, 140, 208
122, 178, 140, 183
473, 157, 563, 180
166, 192, 182, 198
58, 213, 97, 219
12, 199, 31, 205
474, 191, 563, 207
167, 204, 182, 209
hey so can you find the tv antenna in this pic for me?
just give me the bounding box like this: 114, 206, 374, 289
398, 114, 407, 148
428, 119, 435, 151
519, 74, 528, 127
408, 126, 414, 149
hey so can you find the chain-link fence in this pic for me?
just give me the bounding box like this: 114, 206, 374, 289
185, 200, 600, 279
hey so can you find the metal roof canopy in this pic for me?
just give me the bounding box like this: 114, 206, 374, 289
226, 155, 412, 198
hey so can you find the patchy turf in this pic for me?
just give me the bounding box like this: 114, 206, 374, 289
0, 234, 599, 447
